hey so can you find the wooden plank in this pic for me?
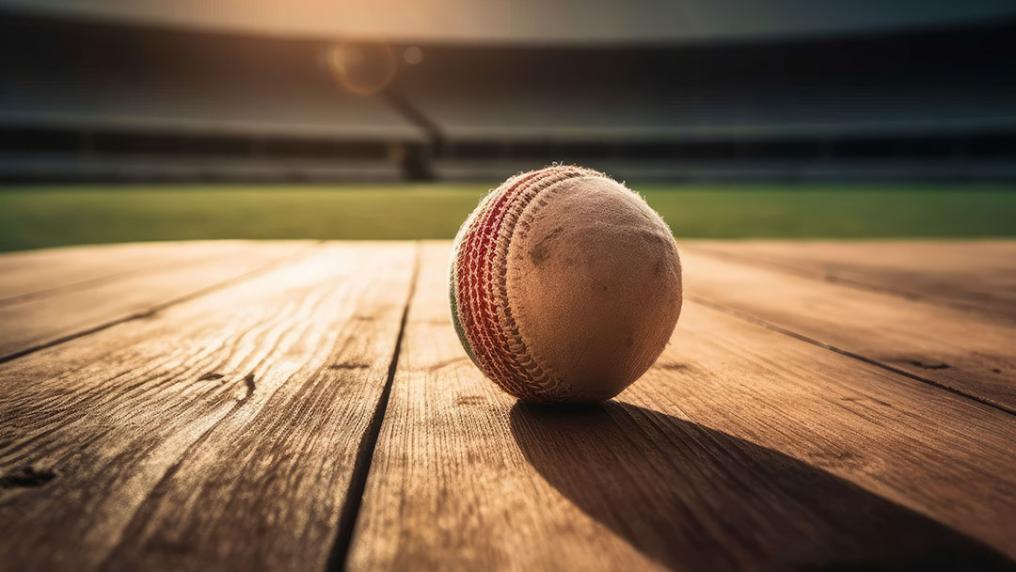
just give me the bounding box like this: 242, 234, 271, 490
348, 243, 1015, 571
679, 248, 1015, 413
0, 241, 280, 305
685, 240, 1016, 321
0, 241, 313, 360
0, 243, 416, 571
0, 242, 170, 303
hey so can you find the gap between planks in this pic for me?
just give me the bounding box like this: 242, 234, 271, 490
678, 246, 1015, 415
327, 242, 421, 572
348, 243, 1015, 571
688, 294, 1016, 417
683, 241, 1016, 322
3, 240, 1011, 570
0, 242, 419, 571
0, 242, 323, 365
0, 242, 274, 307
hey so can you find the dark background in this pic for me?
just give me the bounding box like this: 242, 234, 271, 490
2, 3, 1015, 183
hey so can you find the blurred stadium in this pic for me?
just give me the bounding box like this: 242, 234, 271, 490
1, 1, 1015, 251
3, 0, 1015, 183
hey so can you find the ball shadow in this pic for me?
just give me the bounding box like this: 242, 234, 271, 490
509, 402, 1011, 571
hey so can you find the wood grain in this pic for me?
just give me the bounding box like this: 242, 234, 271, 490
348, 243, 1015, 571
0, 241, 313, 360
2, 240, 1013, 572
685, 240, 1016, 321
679, 248, 1016, 413
0, 241, 279, 305
0, 243, 416, 571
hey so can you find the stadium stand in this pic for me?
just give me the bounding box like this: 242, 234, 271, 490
1, 7, 1015, 182
0, 13, 425, 181
394, 29, 1016, 181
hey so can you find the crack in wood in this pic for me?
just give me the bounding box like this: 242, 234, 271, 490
242, 373, 256, 402
904, 359, 951, 370
328, 362, 372, 370
0, 466, 57, 489
842, 396, 894, 408
96, 367, 273, 569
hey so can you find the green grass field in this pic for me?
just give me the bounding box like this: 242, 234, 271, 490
1, 183, 1014, 252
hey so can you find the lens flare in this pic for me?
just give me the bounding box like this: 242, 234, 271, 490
324, 43, 398, 95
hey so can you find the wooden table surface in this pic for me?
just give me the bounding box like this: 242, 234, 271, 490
1, 240, 1013, 571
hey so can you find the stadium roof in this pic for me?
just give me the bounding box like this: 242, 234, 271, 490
3, 0, 1016, 44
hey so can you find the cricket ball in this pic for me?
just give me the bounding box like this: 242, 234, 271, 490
450, 165, 682, 404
